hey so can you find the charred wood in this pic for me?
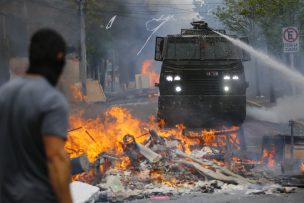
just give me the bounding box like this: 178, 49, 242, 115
71, 154, 90, 175
175, 150, 251, 184
123, 134, 162, 169
176, 160, 239, 184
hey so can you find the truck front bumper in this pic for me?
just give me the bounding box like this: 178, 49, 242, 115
158, 95, 246, 127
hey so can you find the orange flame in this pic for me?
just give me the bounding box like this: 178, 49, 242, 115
150, 170, 177, 187
187, 126, 240, 152
300, 163, 304, 174
262, 145, 276, 168
70, 84, 87, 102
65, 107, 242, 180
66, 107, 143, 162
141, 60, 160, 86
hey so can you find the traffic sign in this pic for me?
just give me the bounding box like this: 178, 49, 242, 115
282, 27, 300, 53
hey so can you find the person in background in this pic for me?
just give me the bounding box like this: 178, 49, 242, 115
0, 29, 72, 203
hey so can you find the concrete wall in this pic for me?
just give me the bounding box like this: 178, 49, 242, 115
0, 0, 79, 86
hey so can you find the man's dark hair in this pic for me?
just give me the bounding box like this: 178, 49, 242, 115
27, 29, 66, 86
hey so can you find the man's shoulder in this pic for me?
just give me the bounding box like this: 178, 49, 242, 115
47, 89, 69, 108
0, 78, 25, 99
14, 77, 64, 99
0, 77, 68, 109
0, 77, 46, 93
0, 78, 20, 91
20, 77, 68, 106
40, 85, 69, 110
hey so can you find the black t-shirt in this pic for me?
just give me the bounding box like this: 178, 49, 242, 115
0, 76, 69, 203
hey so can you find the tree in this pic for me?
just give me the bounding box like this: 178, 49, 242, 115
215, 0, 304, 54
214, 0, 265, 96
68, 0, 118, 81
215, 0, 304, 99
68, 0, 156, 88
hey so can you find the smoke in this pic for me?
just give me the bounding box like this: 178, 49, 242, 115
213, 31, 304, 123
0, 0, 80, 87
135, 0, 200, 41
145, 0, 198, 20
107, 0, 202, 82
137, 15, 175, 56
215, 31, 304, 87
248, 94, 304, 123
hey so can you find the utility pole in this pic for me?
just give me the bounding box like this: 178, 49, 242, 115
0, 13, 10, 86
246, 9, 261, 98
22, 0, 29, 35
78, 0, 87, 94
268, 51, 276, 103
111, 50, 115, 92
255, 59, 261, 97
289, 52, 296, 94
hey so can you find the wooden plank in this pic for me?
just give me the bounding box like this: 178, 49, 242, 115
137, 143, 162, 163
9, 57, 28, 79
176, 160, 240, 184
175, 150, 251, 184
85, 79, 106, 103
135, 74, 150, 89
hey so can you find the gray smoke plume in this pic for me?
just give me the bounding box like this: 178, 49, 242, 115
112, 0, 202, 79
247, 94, 304, 123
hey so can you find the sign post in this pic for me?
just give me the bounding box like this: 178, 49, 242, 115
282, 27, 300, 94
283, 27, 300, 52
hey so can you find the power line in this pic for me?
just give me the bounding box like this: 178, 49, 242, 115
26, 1, 198, 16
6, 0, 215, 21
25, 0, 221, 16
95, 0, 224, 6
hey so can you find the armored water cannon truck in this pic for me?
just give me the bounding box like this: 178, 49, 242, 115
155, 21, 250, 127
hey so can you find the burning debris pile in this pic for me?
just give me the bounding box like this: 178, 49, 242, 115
66, 107, 297, 202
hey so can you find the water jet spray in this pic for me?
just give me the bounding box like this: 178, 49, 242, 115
213, 30, 304, 88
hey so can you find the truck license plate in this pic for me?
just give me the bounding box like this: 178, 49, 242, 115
206, 71, 219, 77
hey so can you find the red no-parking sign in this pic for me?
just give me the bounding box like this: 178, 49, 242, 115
282, 27, 300, 52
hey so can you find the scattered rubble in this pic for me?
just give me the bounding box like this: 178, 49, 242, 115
245, 184, 297, 195
65, 107, 304, 202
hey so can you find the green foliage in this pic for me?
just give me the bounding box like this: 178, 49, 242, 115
215, 0, 252, 34
214, 0, 304, 53
67, 0, 121, 59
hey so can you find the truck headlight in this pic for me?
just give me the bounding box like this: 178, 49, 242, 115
166, 75, 173, 82
175, 86, 182, 93
224, 86, 230, 92
174, 75, 181, 81
223, 75, 231, 80
232, 75, 239, 80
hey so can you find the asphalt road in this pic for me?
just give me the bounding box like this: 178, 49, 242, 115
128, 190, 304, 203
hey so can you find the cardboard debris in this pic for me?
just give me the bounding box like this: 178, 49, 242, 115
62, 59, 80, 85
70, 181, 99, 203
128, 81, 136, 89
85, 79, 106, 103
135, 74, 150, 89
58, 59, 81, 102
137, 143, 162, 163
105, 173, 125, 193
9, 57, 28, 79
71, 154, 91, 175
